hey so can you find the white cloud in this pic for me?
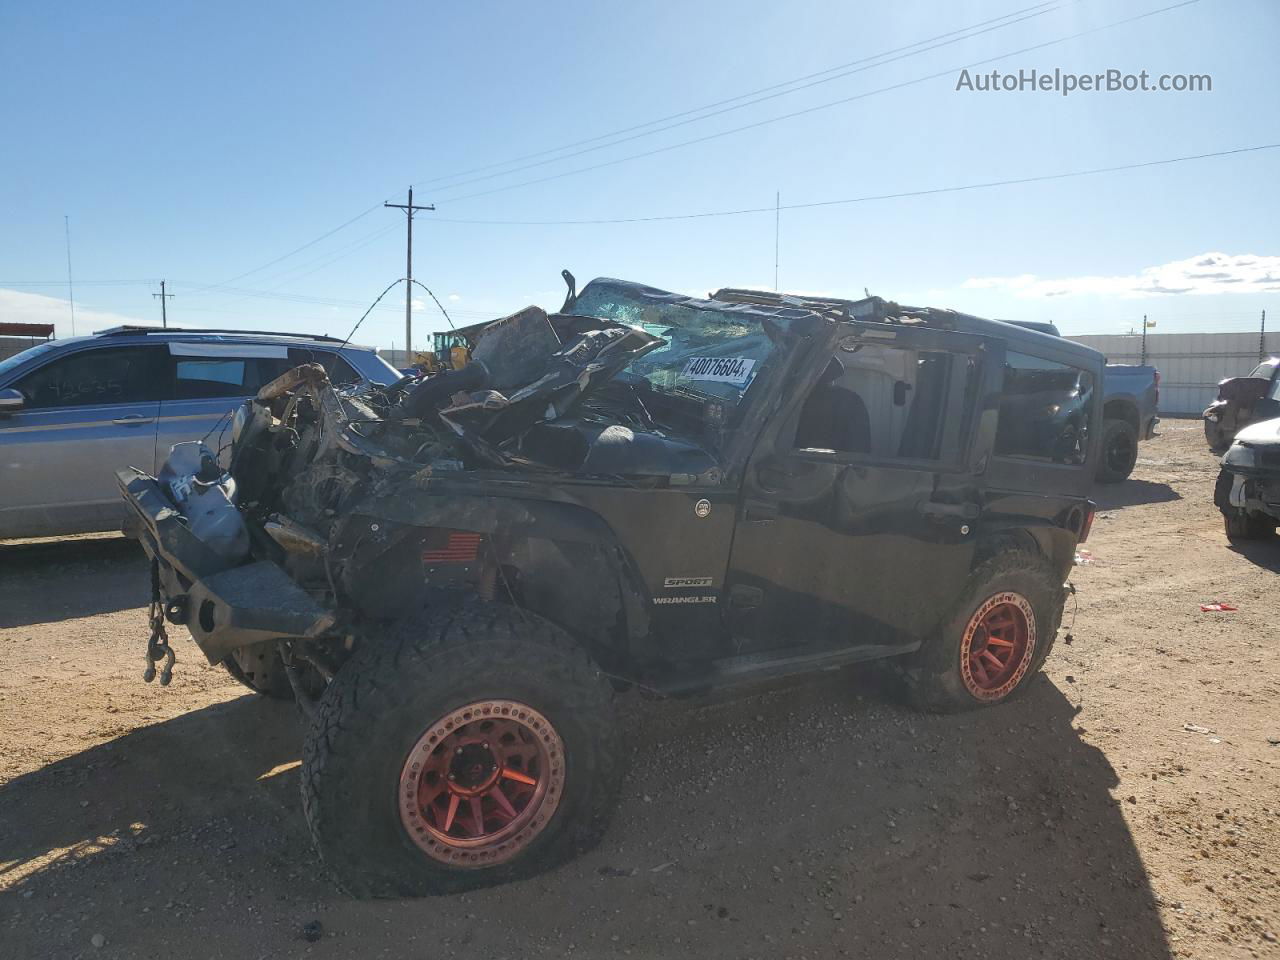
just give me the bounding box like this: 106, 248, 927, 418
447, 293, 461, 302
963, 253, 1280, 299
0, 288, 148, 337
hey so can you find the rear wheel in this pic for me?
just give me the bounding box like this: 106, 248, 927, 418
1096, 418, 1139, 483
301, 599, 622, 897
901, 552, 1063, 712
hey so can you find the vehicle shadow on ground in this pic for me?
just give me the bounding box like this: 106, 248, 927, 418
0, 535, 148, 628
1225, 537, 1280, 572
1092, 478, 1181, 509
0, 672, 1172, 960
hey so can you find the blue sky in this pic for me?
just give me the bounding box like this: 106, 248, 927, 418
1, 0, 1276, 347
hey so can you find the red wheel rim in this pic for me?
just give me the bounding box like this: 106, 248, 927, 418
959, 592, 1036, 702
399, 700, 565, 866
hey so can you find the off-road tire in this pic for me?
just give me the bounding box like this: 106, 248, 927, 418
1096, 417, 1139, 483
1222, 509, 1275, 541
900, 552, 1064, 713
301, 598, 623, 897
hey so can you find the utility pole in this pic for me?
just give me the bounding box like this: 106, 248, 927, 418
153, 280, 173, 328
64, 215, 76, 337
774, 191, 780, 292
1260, 309, 1267, 362
385, 187, 434, 359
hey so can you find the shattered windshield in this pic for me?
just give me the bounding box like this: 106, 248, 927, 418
570, 280, 800, 435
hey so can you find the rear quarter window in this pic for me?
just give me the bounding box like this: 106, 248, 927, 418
994, 352, 1096, 466
287, 348, 359, 385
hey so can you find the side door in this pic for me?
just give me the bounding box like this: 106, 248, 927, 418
0, 345, 166, 538
724, 324, 1000, 654
155, 343, 294, 461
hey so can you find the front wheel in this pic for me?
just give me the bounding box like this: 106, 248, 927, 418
900, 552, 1064, 712
1223, 509, 1276, 542
301, 599, 623, 897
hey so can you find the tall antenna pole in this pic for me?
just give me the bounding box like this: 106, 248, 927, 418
64, 215, 76, 337
1261, 309, 1267, 362
385, 187, 434, 359
774, 191, 780, 292
153, 280, 174, 328
1140, 314, 1147, 365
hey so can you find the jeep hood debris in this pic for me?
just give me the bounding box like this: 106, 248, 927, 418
217, 278, 812, 534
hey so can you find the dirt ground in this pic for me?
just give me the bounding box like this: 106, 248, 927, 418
1, 419, 1277, 960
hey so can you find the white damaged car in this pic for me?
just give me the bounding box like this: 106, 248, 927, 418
1214, 416, 1280, 541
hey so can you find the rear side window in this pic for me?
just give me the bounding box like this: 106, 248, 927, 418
793, 343, 973, 464
995, 352, 1096, 465
13, 346, 166, 408
172, 356, 294, 399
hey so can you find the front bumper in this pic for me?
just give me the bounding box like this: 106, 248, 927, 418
117, 468, 335, 664
1215, 465, 1280, 521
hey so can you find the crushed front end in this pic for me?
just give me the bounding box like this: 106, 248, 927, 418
118, 283, 738, 696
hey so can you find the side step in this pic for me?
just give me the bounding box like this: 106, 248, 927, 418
653, 640, 919, 697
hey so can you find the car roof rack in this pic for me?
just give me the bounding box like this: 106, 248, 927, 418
94, 325, 350, 344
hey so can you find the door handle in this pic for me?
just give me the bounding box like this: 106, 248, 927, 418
918, 500, 980, 520
742, 499, 778, 523
113, 414, 155, 425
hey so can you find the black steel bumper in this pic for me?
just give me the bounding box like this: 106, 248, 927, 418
117, 468, 336, 664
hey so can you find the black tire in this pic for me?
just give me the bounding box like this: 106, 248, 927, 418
223, 643, 293, 699
1215, 469, 1277, 541
1223, 509, 1275, 542
900, 552, 1064, 713
1096, 417, 1139, 483
301, 598, 622, 897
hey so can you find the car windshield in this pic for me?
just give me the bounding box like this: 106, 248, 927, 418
570, 279, 806, 443
0, 341, 59, 382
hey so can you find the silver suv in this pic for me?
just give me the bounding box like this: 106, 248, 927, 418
0, 327, 400, 539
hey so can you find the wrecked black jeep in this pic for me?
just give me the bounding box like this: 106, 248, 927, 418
118, 277, 1102, 896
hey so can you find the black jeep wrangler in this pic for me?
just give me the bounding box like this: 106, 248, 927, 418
119, 277, 1102, 897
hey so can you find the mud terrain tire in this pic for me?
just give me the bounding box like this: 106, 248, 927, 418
900, 552, 1064, 713
1096, 417, 1139, 483
301, 599, 622, 897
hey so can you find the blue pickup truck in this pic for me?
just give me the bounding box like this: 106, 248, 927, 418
1009, 321, 1159, 483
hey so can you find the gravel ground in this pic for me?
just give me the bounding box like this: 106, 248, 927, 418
1, 419, 1277, 959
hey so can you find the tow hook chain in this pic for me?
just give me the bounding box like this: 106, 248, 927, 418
144, 557, 176, 686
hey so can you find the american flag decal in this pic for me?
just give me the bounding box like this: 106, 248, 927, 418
422, 531, 482, 565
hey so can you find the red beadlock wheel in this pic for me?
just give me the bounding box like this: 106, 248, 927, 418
958, 591, 1036, 702
399, 700, 566, 866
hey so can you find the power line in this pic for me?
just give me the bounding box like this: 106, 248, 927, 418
430, 143, 1279, 226
420, 2, 1069, 196
150, 3, 1067, 304
434, 0, 1202, 207
413, 2, 1062, 191
179, 201, 386, 297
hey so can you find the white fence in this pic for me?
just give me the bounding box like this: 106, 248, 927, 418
1067, 332, 1279, 416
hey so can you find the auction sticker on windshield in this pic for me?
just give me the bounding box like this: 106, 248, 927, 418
681, 356, 755, 385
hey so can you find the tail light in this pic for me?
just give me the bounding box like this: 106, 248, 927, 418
1077, 501, 1097, 544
